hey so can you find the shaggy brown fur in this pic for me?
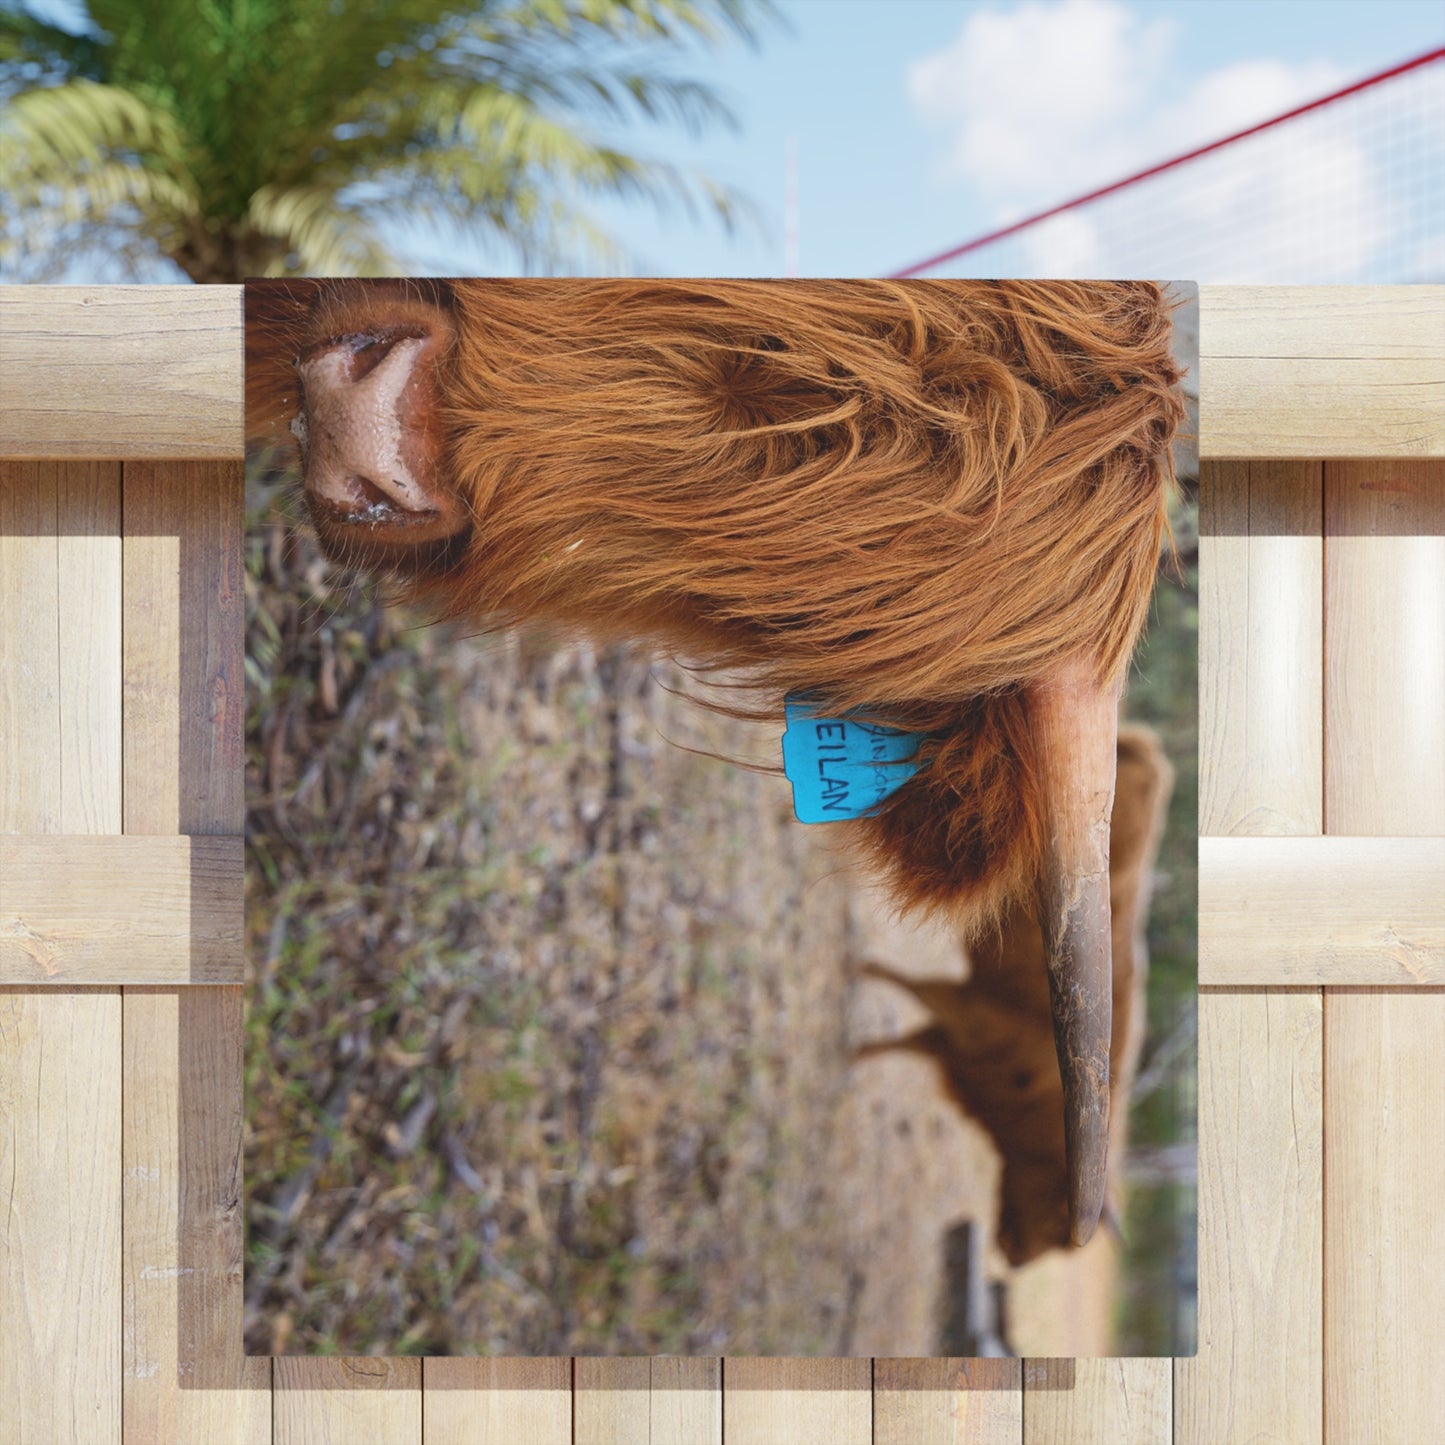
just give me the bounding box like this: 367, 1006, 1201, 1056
858, 725, 1174, 1264
247, 278, 1184, 938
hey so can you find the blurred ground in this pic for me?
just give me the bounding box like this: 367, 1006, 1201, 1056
244, 486, 1190, 1357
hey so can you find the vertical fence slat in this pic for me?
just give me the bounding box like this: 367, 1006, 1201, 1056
724, 1360, 873, 1445
1199, 459, 1323, 836
1324, 991, 1445, 1442
274, 1357, 422, 1444
123, 986, 272, 1441
1, 461, 61, 832
121, 459, 244, 837
575, 1358, 651, 1443
0, 989, 123, 1444
1183, 454, 1328, 1441
1175, 989, 1322, 1443
1323, 458, 1445, 1443
0, 460, 122, 1443
874, 1359, 1022, 1445
1324, 460, 1445, 836
650, 1357, 722, 1445
119, 460, 269, 1437
1021, 1360, 1171, 1444
57, 461, 122, 833
423, 1359, 572, 1445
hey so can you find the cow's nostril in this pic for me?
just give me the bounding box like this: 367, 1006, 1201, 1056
338, 475, 400, 516
296, 328, 426, 382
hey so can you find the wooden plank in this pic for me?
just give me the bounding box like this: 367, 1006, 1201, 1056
422, 1359, 571, 1445
1, 285, 1440, 460
573, 1359, 721, 1445
1199, 836, 1444, 984
575, 1358, 651, 1444
1021, 1360, 1170, 1444
0, 461, 61, 832
1, 457, 124, 1441
1, 457, 125, 846
1321, 455, 1444, 1440
0, 989, 123, 1445
274, 1358, 422, 1445
122, 459, 245, 836
0, 834, 243, 983
1325, 991, 1445, 1443
57, 461, 123, 832
1198, 460, 1322, 836
123, 987, 270, 1441
1324, 459, 1445, 836
874, 1359, 1022, 1444
724, 1360, 872, 1445
1321, 456, 1445, 1438
1198, 286, 1445, 459
0, 286, 242, 458
651, 1357, 722, 1445
120, 459, 253, 1429
1175, 989, 1322, 1443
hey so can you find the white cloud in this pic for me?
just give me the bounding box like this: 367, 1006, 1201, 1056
908, 0, 1177, 204
1019, 211, 1103, 275
903, 0, 1435, 282
1171, 57, 1343, 142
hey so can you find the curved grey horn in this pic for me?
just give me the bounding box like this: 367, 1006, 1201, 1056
1028, 661, 1120, 1246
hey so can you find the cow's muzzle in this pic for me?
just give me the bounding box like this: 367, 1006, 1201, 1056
294, 319, 465, 553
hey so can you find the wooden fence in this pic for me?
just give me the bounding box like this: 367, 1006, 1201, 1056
1, 284, 1441, 1443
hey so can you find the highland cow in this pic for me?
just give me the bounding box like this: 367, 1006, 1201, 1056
246, 277, 1186, 1246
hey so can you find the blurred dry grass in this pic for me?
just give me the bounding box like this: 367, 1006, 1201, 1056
243, 486, 983, 1356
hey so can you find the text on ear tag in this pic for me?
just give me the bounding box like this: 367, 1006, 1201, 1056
781, 695, 922, 824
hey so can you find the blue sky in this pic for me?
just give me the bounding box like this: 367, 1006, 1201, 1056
22, 0, 1445, 281
430, 0, 1443, 281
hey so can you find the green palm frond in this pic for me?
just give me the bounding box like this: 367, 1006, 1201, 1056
0, 0, 776, 281
246, 185, 395, 277
0, 76, 199, 277
3, 76, 187, 173
14, 155, 194, 221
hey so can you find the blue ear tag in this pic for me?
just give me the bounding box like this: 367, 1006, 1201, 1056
781, 694, 924, 824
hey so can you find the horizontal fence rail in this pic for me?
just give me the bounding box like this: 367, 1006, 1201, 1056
2, 285, 1442, 459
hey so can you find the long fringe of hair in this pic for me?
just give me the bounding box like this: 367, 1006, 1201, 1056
289, 279, 1185, 930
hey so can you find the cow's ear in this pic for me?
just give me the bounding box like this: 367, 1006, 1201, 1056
294, 313, 466, 560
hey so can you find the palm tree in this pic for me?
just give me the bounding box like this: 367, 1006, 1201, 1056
0, 0, 769, 283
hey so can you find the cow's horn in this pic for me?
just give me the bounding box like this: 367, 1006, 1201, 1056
1028, 660, 1119, 1247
